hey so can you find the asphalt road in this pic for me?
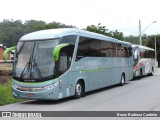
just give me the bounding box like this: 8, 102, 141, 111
1, 69, 160, 120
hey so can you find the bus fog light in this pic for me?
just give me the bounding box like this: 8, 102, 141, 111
48, 92, 53, 97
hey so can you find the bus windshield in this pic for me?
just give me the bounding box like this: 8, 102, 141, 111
13, 39, 59, 81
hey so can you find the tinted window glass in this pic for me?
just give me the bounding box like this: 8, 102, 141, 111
117, 43, 130, 57
101, 41, 116, 57
76, 37, 102, 60
117, 43, 125, 57
76, 36, 132, 60
128, 46, 132, 57
140, 49, 155, 58
61, 35, 77, 45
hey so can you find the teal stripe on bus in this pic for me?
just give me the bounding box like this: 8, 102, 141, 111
81, 68, 110, 72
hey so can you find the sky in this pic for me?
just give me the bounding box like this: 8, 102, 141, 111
0, 0, 160, 36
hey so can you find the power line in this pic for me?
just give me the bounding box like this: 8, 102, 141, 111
80, 0, 138, 30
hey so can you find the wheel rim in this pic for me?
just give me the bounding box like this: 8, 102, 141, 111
76, 83, 82, 96
121, 75, 124, 84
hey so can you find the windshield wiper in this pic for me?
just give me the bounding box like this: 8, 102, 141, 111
20, 53, 33, 79
20, 42, 43, 80
20, 42, 36, 79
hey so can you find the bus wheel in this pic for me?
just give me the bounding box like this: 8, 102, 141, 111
148, 67, 153, 76
119, 74, 125, 86
74, 81, 83, 99
139, 68, 143, 78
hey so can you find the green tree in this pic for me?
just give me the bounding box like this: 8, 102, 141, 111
0, 19, 25, 47
45, 22, 74, 29
24, 20, 46, 33
85, 23, 124, 40
0, 19, 74, 47
110, 30, 123, 40
145, 35, 160, 66
124, 35, 139, 44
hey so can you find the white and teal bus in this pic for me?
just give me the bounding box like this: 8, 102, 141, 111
4, 28, 133, 100
132, 44, 156, 77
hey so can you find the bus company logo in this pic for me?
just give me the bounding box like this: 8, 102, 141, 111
2, 112, 11, 117
24, 79, 35, 82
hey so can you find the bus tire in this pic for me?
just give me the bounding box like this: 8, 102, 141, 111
137, 68, 142, 79
119, 74, 125, 86
139, 68, 143, 78
74, 81, 83, 99
148, 67, 153, 76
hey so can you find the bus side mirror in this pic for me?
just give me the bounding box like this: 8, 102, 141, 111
53, 43, 69, 61
3, 46, 16, 62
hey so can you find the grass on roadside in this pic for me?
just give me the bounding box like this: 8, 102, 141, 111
0, 78, 26, 106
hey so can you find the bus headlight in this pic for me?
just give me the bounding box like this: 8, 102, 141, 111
12, 83, 21, 89
43, 82, 59, 90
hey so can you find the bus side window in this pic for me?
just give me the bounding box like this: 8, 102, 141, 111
76, 37, 102, 61
128, 46, 132, 57
124, 47, 128, 57
76, 37, 89, 61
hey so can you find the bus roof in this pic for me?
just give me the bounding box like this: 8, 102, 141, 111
132, 44, 155, 51
20, 28, 131, 45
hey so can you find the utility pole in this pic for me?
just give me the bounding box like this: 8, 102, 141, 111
139, 20, 142, 45
155, 36, 157, 59
155, 36, 157, 69
139, 20, 157, 45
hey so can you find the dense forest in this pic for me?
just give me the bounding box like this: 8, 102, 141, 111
0, 19, 160, 66
0, 19, 75, 47
0, 20, 124, 47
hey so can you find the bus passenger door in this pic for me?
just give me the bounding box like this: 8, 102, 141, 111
54, 45, 75, 98
57, 45, 74, 85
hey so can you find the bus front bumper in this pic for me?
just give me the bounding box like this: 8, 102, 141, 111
12, 83, 60, 100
